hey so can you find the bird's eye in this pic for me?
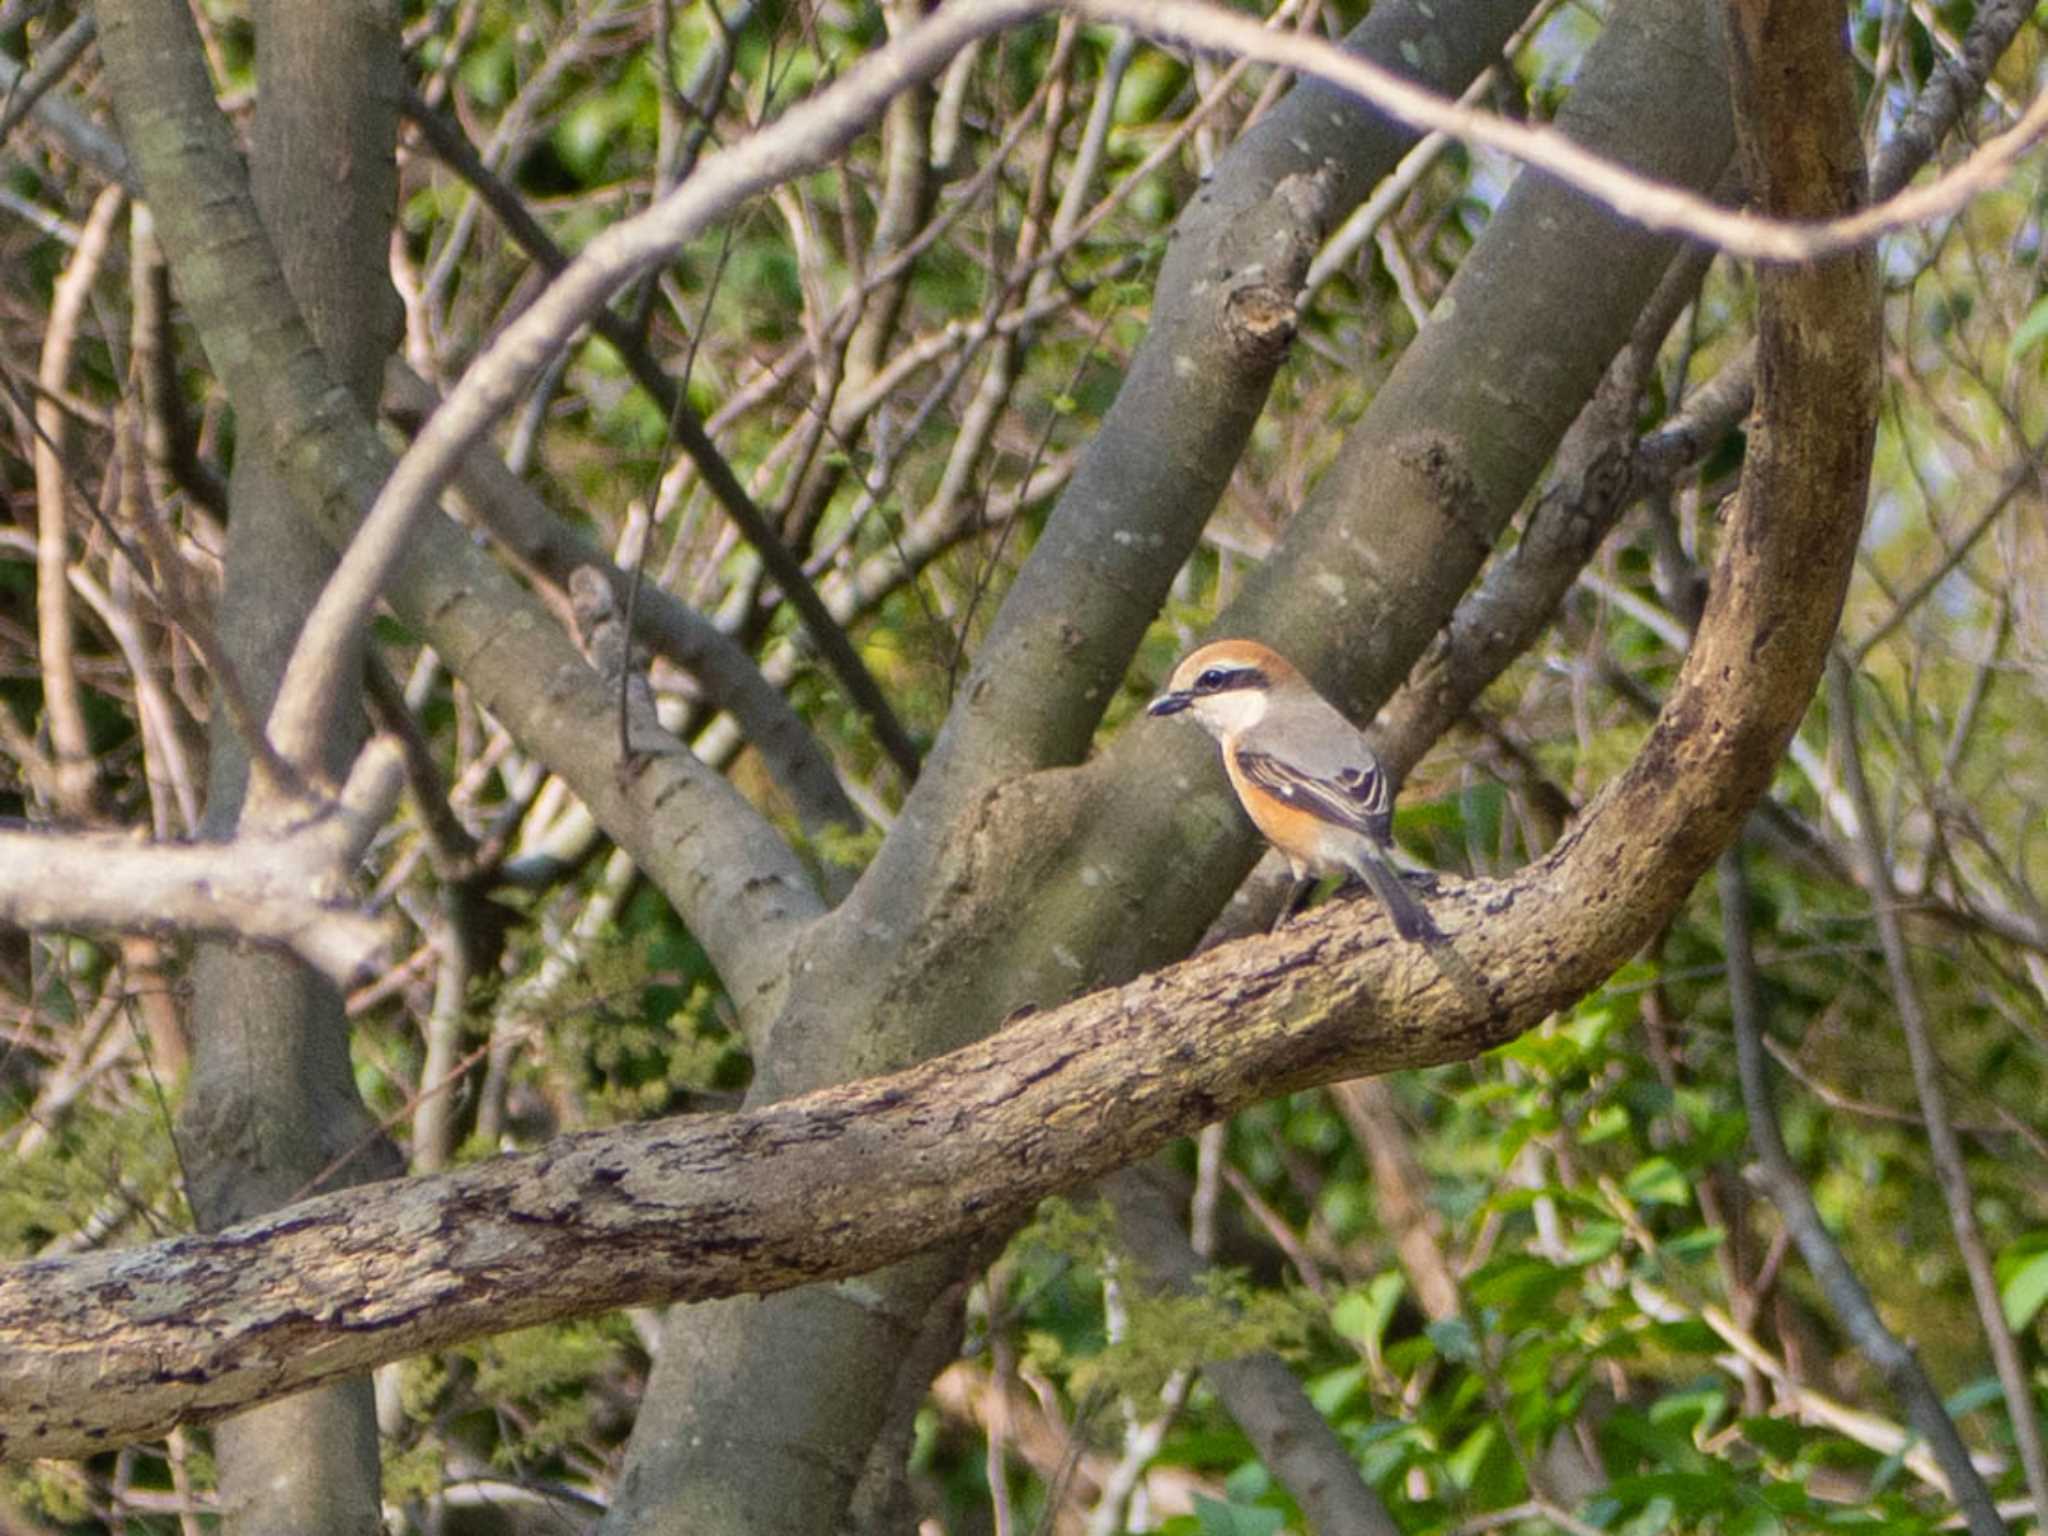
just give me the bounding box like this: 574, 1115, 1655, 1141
1195, 667, 1229, 691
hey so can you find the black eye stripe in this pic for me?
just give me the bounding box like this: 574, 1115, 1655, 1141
1191, 665, 1267, 694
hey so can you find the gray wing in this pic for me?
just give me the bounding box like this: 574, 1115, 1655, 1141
1233, 706, 1395, 847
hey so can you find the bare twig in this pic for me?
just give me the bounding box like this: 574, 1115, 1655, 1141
381, 361, 862, 846
1075, 0, 2048, 262
0, 41, 130, 188
398, 90, 922, 779
1720, 842, 2006, 1536
1106, 1165, 1403, 1536
33, 182, 125, 817
0, 13, 97, 145
1830, 658, 2048, 1524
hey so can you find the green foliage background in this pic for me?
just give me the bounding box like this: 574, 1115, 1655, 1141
1, 0, 2045, 1531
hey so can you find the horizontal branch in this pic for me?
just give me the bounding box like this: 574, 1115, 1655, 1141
0, 873, 1615, 1462
1, 0, 1879, 1468
0, 739, 404, 986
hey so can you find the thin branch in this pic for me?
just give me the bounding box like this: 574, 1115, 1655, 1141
1105, 1165, 1403, 1536
1304, 0, 1569, 298
0, 41, 131, 188
129, 205, 229, 519
1620, 0, 2032, 499
381, 361, 862, 845
33, 181, 125, 817
1075, 0, 2048, 262
1851, 444, 2043, 664
1830, 659, 2048, 1523
1720, 843, 2006, 1536
1372, 235, 1717, 782
0, 13, 98, 145
1870, 0, 2034, 203
398, 90, 922, 779
0, 739, 406, 988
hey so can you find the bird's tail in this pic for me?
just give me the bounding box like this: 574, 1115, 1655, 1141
1350, 847, 1437, 944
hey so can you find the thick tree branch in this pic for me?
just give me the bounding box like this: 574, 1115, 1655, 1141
381, 361, 862, 844
895, 0, 1533, 814
0, 738, 404, 986
95, 0, 823, 1019
0, 852, 1758, 1460
0, 70, 1879, 1433
9, 0, 1879, 1475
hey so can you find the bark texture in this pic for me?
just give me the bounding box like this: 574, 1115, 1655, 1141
603, 5, 1541, 1532
52, 0, 1879, 1517
167, 3, 403, 1533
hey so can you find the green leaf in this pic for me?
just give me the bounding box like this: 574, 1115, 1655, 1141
1603, 1408, 1712, 1476
1943, 1374, 2007, 1419
1738, 1415, 1806, 1461
1564, 1218, 1627, 1265
1649, 1384, 1727, 1439
1606, 1470, 1737, 1513
1191, 1494, 1284, 1536
1222, 1461, 1271, 1503
1329, 1273, 1405, 1350
1425, 1316, 1479, 1364
1662, 1225, 1727, 1264
1624, 1156, 1693, 1208
1468, 1254, 1575, 1315
1581, 1102, 1631, 1144
1305, 1362, 1367, 1418
1995, 1234, 2048, 1331
1445, 1422, 1498, 1489
2012, 294, 2048, 361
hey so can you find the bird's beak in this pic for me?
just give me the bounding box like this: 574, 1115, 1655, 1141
1147, 691, 1192, 718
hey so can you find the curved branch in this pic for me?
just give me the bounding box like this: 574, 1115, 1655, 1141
5, 0, 1878, 1468
0, 11, 1878, 1430
1078, 0, 2048, 262
96, 0, 823, 1015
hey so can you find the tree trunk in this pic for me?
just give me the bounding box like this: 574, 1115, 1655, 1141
178, 4, 403, 1532
599, 1, 1732, 1531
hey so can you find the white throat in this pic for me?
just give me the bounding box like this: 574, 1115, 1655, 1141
1186, 685, 1269, 739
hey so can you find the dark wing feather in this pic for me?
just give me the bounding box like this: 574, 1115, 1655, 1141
1232, 747, 1394, 847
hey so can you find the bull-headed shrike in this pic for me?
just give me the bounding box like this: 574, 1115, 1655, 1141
1149, 639, 1437, 943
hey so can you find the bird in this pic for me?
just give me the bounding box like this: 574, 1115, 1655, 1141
1148, 638, 1436, 942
